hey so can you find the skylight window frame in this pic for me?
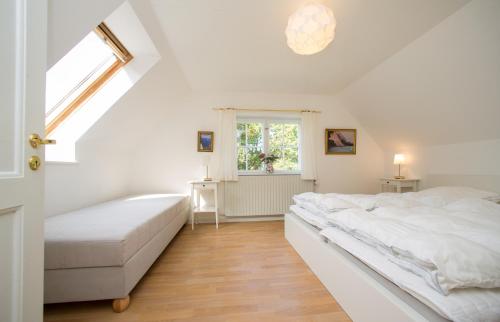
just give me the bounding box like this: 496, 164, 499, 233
45, 23, 133, 135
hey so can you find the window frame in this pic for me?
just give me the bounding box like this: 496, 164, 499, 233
45, 23, 133, 135
237, 117, 301, 176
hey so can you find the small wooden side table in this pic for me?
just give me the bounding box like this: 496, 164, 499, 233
189, 180, 219, 229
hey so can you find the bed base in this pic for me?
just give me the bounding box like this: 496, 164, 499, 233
284, 213, 449, 322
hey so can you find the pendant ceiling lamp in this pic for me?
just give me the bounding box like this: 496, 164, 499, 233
285, 2, 336, 55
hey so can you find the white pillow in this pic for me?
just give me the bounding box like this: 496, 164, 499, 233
415, 186, 500, 203
325, 193, 378, 210
293, 192, 321, 203
444, 198, 500, 217
484, 195, 500, 204
293, 199, 324, 216
317, 196, 359, 212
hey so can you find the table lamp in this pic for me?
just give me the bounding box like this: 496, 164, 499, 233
393, 154, 405, 179
202, 155, 212, 181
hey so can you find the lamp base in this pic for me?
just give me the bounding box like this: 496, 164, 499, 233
394, 176, 405, 180
203, 177, 213, 181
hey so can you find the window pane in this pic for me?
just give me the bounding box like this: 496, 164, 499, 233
246, 123, 263, 146
269, 122, 299, 171
237, 123, 246, 147
268, 145, 282, 160
268, 123, 283, 160
274, 147, 299, 171
237, 121, 264, 171
269, 123, 284, 147
237, 147, 246, 170
46, 32, 115, 115
283, 123, 299, 146
45, 55, 117, 125
247, 146, 263, 170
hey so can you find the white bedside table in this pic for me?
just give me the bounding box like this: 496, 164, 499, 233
189, 180, 219, 230
380, 178, 419, 193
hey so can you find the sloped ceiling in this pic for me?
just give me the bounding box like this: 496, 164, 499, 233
336, 0, 500, 149
48, 0, 126, 68
150, 0, 469, 95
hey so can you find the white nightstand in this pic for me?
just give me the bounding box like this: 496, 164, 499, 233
380, 178, 419, 193
189, 180, 219, 230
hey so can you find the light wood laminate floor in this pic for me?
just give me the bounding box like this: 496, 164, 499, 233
44, 221, 351, 322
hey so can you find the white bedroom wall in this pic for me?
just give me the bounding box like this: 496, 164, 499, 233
383, 140, 500, 189
119, 60, 384, 198
336, 0, 500, 190
44, 144, 129, 216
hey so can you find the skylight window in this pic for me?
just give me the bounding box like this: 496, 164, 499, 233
45, 23, 132, 134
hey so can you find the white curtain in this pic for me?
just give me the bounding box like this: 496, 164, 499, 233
216, 109, 238, 181
300, 111, 317, 181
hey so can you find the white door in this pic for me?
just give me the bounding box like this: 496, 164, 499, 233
0, 1, 47, 321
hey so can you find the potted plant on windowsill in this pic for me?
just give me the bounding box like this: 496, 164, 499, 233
259, 153, 279, 174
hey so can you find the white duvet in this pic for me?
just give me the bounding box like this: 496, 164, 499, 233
325, 200, 500, 295
321, 227, 500, 322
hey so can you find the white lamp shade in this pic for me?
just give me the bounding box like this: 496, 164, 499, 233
285, 2, 336, 55
393, 154, 405, 165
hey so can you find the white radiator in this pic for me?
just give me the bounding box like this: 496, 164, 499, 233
224, 175, 314, 217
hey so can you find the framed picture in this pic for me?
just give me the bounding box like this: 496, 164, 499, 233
325, 129, 356, 155
198, 131, 214, 152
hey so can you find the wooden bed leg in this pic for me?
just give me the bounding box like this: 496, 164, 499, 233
112, 295, 130, 313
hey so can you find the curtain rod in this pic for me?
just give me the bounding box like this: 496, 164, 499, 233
213, 107, 321, 113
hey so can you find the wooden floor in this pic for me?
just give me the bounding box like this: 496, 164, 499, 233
44, 221, 351, 322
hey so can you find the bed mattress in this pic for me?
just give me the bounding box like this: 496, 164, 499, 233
289, 204, 330, 229
321, 227, 500, 322
45, 194, 189, 269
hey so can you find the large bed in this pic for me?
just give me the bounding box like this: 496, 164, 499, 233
285, 187, 500, 322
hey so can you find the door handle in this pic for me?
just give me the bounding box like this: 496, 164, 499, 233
29, 134, 56, 148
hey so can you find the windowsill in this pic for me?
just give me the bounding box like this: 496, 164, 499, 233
238, 171, 301, 176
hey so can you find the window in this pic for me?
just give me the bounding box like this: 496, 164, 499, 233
237, 118, 300, 173
45, 23, 132, 134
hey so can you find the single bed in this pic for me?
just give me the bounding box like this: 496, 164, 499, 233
44, 194, 189, 312
286, 186, 500, 322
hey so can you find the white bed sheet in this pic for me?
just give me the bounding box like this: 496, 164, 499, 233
321, 227, 500, 322
289, 205, 330, 229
